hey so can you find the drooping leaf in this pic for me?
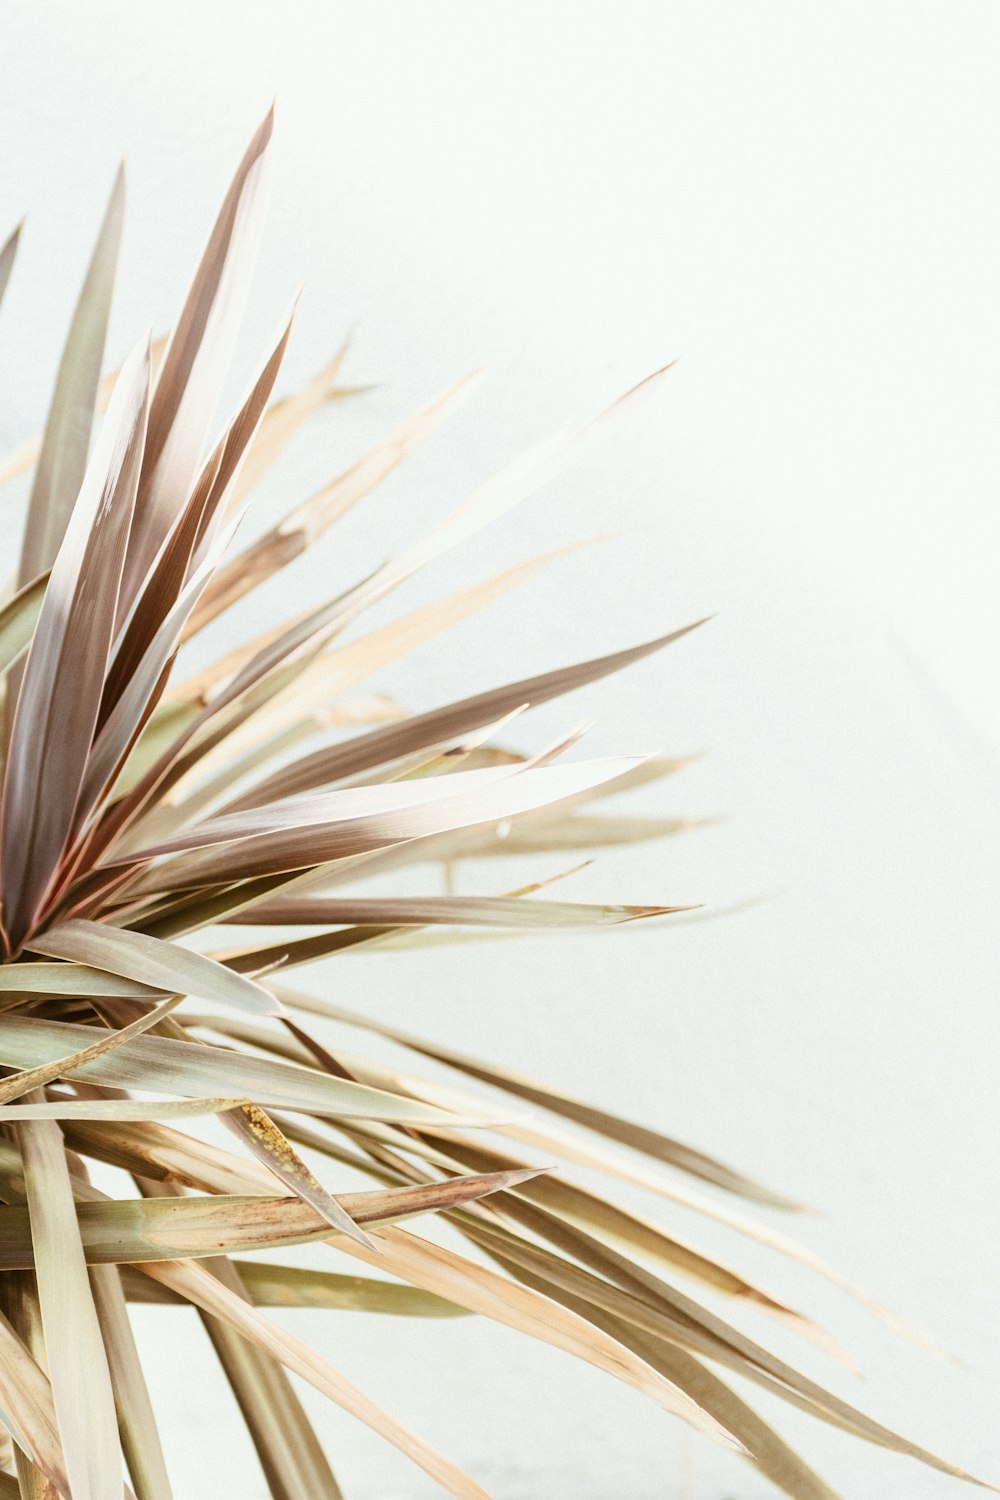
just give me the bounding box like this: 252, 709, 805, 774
120, 1260, 468, 1317
0, 1014, 490, 1125
179, 1247, 345, 1500
139, 1257, 492, 1500
278, 988, 799, 1209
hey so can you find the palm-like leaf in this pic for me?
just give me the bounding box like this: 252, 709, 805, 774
0, 114, 988, 1500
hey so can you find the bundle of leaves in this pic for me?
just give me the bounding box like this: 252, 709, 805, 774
0, 112, 986, 1500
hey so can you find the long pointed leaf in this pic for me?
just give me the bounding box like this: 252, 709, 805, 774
0, 1301, 71, 1498
119, 110, 272, 619
0, 1014, 487, 1125
140, 1257, 491, 1500
1, 342, 150, 946
13, 1112, 122, 1499
229, 621, 705, 810
88, 1264, 173, 1500
188, 371, 480, 636
17, 168, 125, 586
27, 920, 278, 1017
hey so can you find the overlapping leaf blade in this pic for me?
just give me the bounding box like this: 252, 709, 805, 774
1, 341, 150, 947
0, 109, 986, 1500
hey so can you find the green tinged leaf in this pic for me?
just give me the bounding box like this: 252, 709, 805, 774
121, 1260, 467, 1316
0, 1172, 544, 1266
27, 920, 278, 1016
0, 995, 183, 1106
88, 1263, 174, 1499
13, 1112, 122, 1499
0, 1013, 486, 1125
140, 1257, 492, 1500
0, 574, 47, 680
279, 988, 799, 1209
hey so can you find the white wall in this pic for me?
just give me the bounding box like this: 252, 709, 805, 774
1, 3, 998, 1497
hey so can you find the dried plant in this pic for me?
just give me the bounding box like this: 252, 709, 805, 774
0, 111, 985, 1500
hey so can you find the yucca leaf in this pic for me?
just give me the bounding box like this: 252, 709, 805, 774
0, 996, 182, 1106
187, 371, 481, 636
0, 575, 48, 679
61, 1116, 280, 1197
530, 1284, 843, 1500
119, 110, 272, 620
181, 1249, 345, 1500
222, 1103, 377, 1250
229, 336, 352, 503
1, 341, 150, 948
74, 523, 240, 831
140, 1257, 492, 1500
401, 1132, 839, 1354
0, 1097, 245, 1122
0, 339, 169, 496
17, 167, 125, 587
279, 988, 797, 1208
227, 893, 687, 929
125, 757, 647, 896
175, 538, 591, 780
121, 1260, 467, 1316
228, 621, 705, 810
13, 1112, 122, 1500
0, 963, 166, 999
0, 1304, 71, 1498
87, 1264, 174, 1500
341, 1225, 742, 1448
99, 308, 293, 739
199, 1254, 347, 1500
483, 1231, 992, 1489
26, 920, 279, 1016
0, 1173, 543, 1267
0, 1015, 490, 1124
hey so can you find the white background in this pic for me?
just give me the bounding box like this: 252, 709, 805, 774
1, 4, 999, 1497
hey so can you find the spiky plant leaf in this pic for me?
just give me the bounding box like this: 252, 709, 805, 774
0, 111, 988, 1500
